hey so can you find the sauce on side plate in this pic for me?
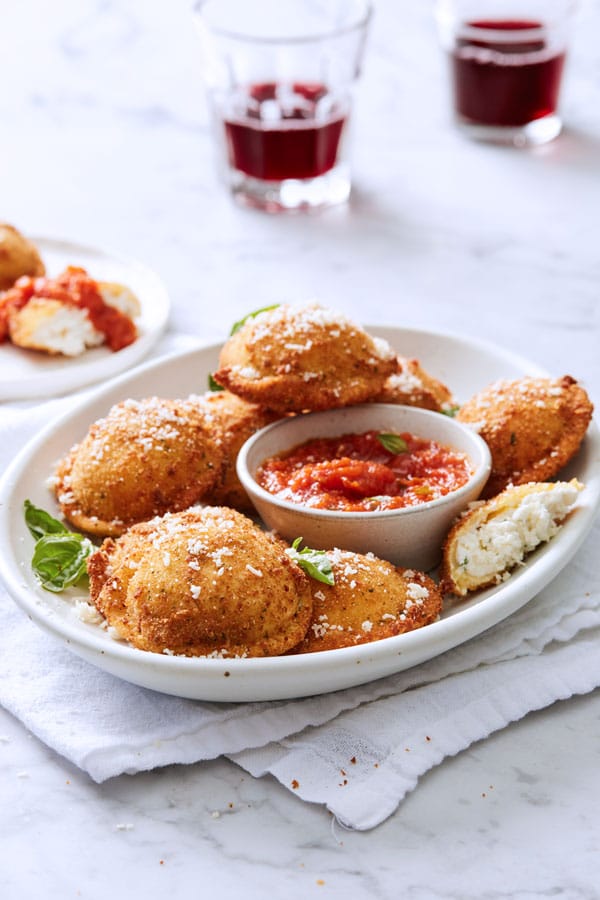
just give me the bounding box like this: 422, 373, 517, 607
257, 430, 473, 512
0, 266, 137, 351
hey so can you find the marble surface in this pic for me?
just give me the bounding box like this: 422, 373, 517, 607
1, 0, 600, 897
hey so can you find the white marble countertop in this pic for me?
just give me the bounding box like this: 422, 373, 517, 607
1, 1, 600, 897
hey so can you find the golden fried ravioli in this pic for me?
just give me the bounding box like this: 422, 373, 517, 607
192, 390, 279, 510
6, 297, 104, 356
376, 356, 455, 412
291, 549, 442, 653
54, 396, 224, 537
87, 506, 313, 657
439, 479, 583, 597
213, 303, 398, 413
1, 268, 139, 355
457, 375, 593, 497
0, 223, 45, 290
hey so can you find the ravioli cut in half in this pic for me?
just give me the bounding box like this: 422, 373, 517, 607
439, 479, 583, 597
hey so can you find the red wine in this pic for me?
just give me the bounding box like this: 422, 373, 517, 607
223, 82, 347, 181
452, 20, 565, 127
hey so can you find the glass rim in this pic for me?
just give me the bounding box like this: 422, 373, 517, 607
434, 0, 578, 32
453, 21, 569, 42
193, 0, 373, 45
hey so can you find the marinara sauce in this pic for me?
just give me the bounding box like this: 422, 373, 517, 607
257, 430, 473, 513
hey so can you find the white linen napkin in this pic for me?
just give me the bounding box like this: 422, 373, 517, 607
1, 340, 598, 830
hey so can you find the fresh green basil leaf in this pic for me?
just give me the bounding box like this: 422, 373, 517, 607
24, 501, 93, 592
208, 373, 224, 392
24, 499, 68, 541
441, 405, 461, 418
287, 537, 335, 586
31, 533, 93, 593
413, 485, 434, 497
364, 495, 391, 508
230, 304, 280, 336
377, 433, 408, 454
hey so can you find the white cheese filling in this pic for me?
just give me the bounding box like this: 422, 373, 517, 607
455, 483, 579, 582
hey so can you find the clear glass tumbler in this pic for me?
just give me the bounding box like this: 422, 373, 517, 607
435, 0, 576, 146
194, 0, 372, 212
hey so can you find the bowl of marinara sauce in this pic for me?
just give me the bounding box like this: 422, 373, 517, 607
237, 404, 491, 571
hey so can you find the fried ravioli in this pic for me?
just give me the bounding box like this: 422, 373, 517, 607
213, 302, 398, 413
53, 396, 224, 537
457, 375, 593, 497
439, 479, 583, 597
192, 390, 279, 510
376, 356, 455, 412
6, 297, 105, 356
291, 549, 442, 653
87, 506, 313, 657
2, 268, 139, 355
0, 223, 45, 291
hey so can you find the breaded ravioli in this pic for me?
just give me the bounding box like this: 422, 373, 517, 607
1, 267, 139, 355
291, 549, 442, 653
5, 280, 140, 357
192, 390, 279, 510
6, 297, 105, 356
439, 480, 583, 597
87, 506, 313, 657
376, 356, 455, 412
457, 375, 593, 497
53, 396, 224, 537
213, 302, 398, 413
0, 223, 45, 291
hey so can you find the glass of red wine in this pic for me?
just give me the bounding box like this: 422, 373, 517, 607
435, 0, 576, 146
194, 0, 372, 212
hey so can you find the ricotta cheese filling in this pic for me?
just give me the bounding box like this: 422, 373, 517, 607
454, 483, 580, 583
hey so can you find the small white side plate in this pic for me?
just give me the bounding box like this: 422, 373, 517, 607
0, 237, 170, 400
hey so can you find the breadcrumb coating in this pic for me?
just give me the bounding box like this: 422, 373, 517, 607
457, 375, 593, 497
291, 549, 442, 653
375, 356, 455, 412
0, 223, 45, 291
191, 390, 279, 510
213, 302, 398, 413
439, 479, 583, 596
87, 506, 313, 657
54, 396, 225, 537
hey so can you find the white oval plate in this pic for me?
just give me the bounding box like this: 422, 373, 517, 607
0, 237, 170, 400
0, 326, 598, 701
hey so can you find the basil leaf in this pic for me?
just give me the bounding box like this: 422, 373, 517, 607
287, 537, 335, 586
24, 501, 93, 592
31, 533, 93, 593
208, 373, 224, 392
377, 433, 408, 454
413, 485, 433, 497
441, 405, 461, 418
230, 304, 280, 336
24, 499, 68, 541
364, 495, 391, 508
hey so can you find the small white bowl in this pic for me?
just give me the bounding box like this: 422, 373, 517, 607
237, 403, 491, 571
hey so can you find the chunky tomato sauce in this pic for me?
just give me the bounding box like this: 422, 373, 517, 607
257, 430, 473, 512
0, 266, 136, 350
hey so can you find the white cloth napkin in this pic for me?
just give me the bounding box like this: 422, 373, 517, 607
1, 338, 599, 830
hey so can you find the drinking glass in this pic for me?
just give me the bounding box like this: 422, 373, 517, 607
435, 0, 576, 146
194, 0, 372, 212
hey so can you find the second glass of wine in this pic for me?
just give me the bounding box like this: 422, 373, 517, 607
435, 0, 576, 146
